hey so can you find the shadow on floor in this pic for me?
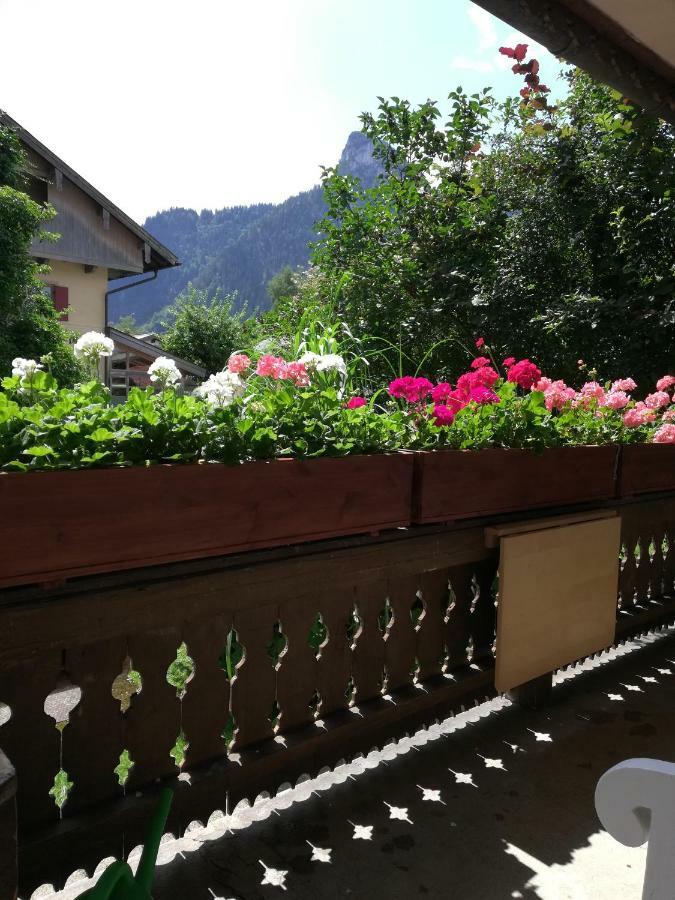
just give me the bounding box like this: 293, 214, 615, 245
146, 631, 675, 898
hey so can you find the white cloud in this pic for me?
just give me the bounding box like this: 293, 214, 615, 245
450, 55, 494, 73
468, 4, 498, 51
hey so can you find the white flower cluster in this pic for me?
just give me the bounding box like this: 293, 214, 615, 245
147, 356, 182, 389
11, 357, 43, 379
73, 331, 115, 362
194, 370, 246, 407
299, 351, 347, 377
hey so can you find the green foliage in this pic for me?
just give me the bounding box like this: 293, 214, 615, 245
314, 89, 495, 379
169, 731, 189, 769
267, 265, 299, 305
166, 643, 195, 698
314, 71, 675, 388
0, 124, 84, 386
0, 334, 660, 477
114, 749, 134, 787
218, 629, 245, 683
161, 285, 248, 373
113, 313, 137, 334
49, 768, 73, 810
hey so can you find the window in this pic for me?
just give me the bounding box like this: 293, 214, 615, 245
51, 285, 69, 321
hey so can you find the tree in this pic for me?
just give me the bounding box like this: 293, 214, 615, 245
314, 89, 496, 378
0, 123, 83, 384
113, 313, 137, 334
313, 65, 675, 387
266, 266, 299, 305
160, 284, 247, 373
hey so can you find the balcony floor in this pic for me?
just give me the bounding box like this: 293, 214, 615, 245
50, 627, 675, 900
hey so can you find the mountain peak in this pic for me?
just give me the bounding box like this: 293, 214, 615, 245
338, 131, 381, 186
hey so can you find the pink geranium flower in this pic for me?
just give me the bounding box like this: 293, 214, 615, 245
502, 357, 516, 368
475, 337, 485, 348
507, 359, 542, 390
653, 424, 675, 444
227, 353, 251, 374
604, 390, 629, 410
645, 391, 670, 410
611, 378, 637, 393
256, 354, 287, 379
388, 376, 433, 404
431, 382, 452, 404
468, 386, 500, 405
543, 380, 576, 411
662, 409, 675, 423
623, 403, 656, 427
656, 375, 675, 393
432, 404, 456, 426
347, 396, 366, 409
284, 361, 310, 387
533, 376, 552, 392
470, 356, 490, 369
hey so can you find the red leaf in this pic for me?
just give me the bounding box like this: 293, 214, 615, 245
512, 63, 528, 74
499, 46, 517, 58
520, 87, 531, 98
514, 43, 528, 62
529, 58, 540, 75
537, 84, 551, 93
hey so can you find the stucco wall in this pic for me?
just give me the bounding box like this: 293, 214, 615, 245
39, 260, 108, 335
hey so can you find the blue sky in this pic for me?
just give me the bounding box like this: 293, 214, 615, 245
0, 0, 561, 222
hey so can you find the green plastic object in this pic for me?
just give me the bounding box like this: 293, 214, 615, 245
76, 789, 173, 899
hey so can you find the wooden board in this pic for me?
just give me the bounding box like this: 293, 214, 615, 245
495, 516, 621, 693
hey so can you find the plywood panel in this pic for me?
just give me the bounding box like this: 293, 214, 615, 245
495, 516, 621, 693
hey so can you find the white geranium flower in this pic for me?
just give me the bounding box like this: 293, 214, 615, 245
195, 370, 246, 407
299, 352, 346, 376
299, 351, 322, 370
11, 357, 43, 379
316, 353, 346, 376
147, 356, 182, 389
73, 331, 115, 362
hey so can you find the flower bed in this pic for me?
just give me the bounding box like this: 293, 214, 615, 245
2, 333, 675, 586
0, 453, 413, 588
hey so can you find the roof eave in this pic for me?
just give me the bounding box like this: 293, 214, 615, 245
0, 111, 181, 269
471, 0, 675, 124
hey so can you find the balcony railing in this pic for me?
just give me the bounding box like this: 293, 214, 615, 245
1, 493, 674, 896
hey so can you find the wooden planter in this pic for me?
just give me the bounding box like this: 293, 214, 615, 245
0, 454, 413, 588
412, 445, 619, 524
618, 444, 675, 497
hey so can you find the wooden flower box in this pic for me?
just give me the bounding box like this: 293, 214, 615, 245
412, 445, 619, 524
618, 444, 675, 497
0, 453, 413, 588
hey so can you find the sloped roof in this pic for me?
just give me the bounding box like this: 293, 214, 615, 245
0, 110, 180, 272
109, 328, 206, 378
472, 0, 675, 123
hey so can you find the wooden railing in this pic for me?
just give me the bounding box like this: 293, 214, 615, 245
1, 494, 675, 896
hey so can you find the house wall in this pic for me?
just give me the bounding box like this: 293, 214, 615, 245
25, 147, 145, 275
38, 260, 108, 335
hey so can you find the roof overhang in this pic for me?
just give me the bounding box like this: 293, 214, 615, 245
0, 111, 181, 273
471, 0, 675, 123
109, 328, 207, 379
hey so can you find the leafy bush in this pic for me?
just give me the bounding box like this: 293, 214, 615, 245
313, 60, 674, 389
160, 285, 249, 372
0, 124, 85, 386
1, 329, 673, 474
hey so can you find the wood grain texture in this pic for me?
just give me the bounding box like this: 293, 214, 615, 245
619, 444, 675, 497
0, 453, 413, 588
412, 446, 619, 524
495, 516, 622, 692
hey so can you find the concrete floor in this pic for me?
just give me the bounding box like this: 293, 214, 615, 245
49, 627, 675, 900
